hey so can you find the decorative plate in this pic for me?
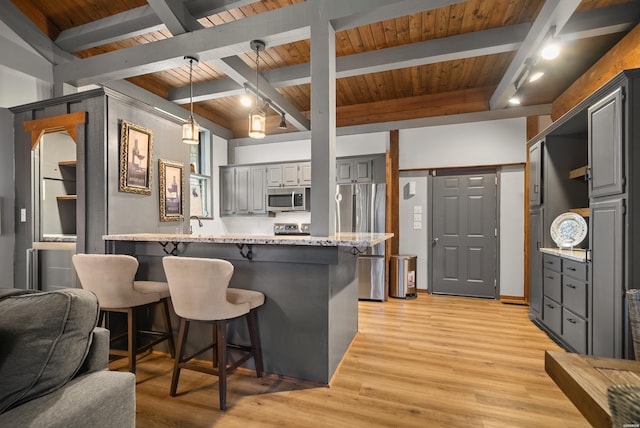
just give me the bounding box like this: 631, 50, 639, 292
550, 212, 588, 248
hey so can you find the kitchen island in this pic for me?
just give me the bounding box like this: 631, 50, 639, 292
103, 232, 392, 384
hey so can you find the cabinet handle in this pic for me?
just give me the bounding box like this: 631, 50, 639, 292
566, 267, 576, 271
545, 275, 554, 280
545, 261, 554, 265
566, 284, 576, 289
546, 303, 555, 309
566, 318, 577, 324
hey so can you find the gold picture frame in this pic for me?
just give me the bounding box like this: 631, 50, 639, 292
159, 159, 184, 222
119, 121, 153, 195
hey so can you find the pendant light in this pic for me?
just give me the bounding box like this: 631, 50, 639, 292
182, 55, 199, 145
248, 40, 266, 139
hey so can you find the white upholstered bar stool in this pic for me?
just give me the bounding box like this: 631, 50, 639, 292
162, 256, 264, 411
72, 253, 176, 373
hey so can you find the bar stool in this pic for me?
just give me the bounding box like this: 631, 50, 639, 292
72, 253, 176, 373
162, 256, 264, 411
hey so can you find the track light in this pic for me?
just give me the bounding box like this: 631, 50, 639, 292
540, 26, 560, 60
278, 113, 287, 129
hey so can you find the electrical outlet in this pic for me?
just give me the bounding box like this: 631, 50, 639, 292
413, 213, 422, 222
413, 222, 422, 230
413, 205, 422, 214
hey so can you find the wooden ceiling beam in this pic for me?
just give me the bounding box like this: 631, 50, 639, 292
54, 6, 165, 52
170, 3, 638, 104
170, 24, 529, 104
52, 0, 415, 87
147, 0, 202, 35
0, 1, 75, 65
552, 22, 640, 120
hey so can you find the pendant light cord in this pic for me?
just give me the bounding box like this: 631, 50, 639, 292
189, 58, 194, 119
255, 49, 260, 107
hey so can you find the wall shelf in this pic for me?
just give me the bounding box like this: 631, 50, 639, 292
58, 160, 77, 167
569, 166, 588, 180
569, 208, 590, 217
56, 195, 77, 201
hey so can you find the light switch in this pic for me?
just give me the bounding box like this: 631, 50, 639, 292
413, 213, 422, 222
413, 222, 422, 230
20, 208, 26, 223
413, 205, 422, 214
409, 181, 416, 195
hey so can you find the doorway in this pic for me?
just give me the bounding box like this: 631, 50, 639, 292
430, 168, 497, 298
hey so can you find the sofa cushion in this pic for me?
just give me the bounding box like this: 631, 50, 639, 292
0, 288, 99, 413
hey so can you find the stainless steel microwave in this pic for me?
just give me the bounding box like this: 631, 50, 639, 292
267, 187, 311, 211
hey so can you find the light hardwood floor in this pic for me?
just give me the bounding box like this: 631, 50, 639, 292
118, 293, 588, 427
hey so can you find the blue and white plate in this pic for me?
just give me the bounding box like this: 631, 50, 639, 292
550, 212, 588, 248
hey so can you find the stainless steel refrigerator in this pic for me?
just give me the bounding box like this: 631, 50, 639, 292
335, 183, 386, 301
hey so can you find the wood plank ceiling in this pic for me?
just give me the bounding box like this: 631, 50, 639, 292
6, 0, 640, 140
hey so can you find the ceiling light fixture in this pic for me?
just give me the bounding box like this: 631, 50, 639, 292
248, 40, 266, 139
240, 83, 253, 107
182, 55, 200, 145
278, 113, 287, 129
540, 26, 560, 60
508, 96, 521, 105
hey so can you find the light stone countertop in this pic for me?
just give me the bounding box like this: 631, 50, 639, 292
103, 232, 393, 247
540, 247, 588, 262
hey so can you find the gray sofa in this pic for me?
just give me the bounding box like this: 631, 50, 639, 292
0, 288, 136, 428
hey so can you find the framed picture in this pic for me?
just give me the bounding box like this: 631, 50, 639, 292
119, 121, 153, 195
159, 159, 184, 222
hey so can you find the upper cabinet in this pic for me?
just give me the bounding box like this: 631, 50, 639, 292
528, 140, 543, 207
336, 158, 373, 184
267, 162, 311, 187
221, 166, 267, 216
588, 87, 624, 198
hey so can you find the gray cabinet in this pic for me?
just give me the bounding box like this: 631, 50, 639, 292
529, 208, 543, 317
528, 140, 543, 207
267, 162, 309, 187
336, 158, 373, 184
588, 87, 623, 198
590, 196, 624, 358
299, 161, 312, 186
540, 253, 589, 354
525, 70, 640, 359
220, 166, 266, 216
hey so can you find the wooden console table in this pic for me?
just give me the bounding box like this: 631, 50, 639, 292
545, 350, 640, 427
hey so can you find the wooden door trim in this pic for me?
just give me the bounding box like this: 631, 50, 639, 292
24, 111, 86, 149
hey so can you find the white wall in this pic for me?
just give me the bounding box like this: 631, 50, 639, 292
399, 173, 428, 290
399, 118, 526, 168
399, 117, 527, 297
499, 165, 525, 297
233, 132, 388, 164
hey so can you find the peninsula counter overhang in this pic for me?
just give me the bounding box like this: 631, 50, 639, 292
102, 232, 393, 247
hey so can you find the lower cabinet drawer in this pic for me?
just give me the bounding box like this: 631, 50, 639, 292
563, 278, 588, 318
543, 269, 562, 302
562, 308, 587, 354
542, 297, 562, 336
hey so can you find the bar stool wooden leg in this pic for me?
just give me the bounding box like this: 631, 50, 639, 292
247, 309, 264, 377
161, 298, 176, 358
216, 320, 228, 411
171, 318, 190, 396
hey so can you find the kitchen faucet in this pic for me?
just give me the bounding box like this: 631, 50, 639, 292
189, 215, 203, 234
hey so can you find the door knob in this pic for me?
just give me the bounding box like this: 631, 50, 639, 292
432, 237, 439, 245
